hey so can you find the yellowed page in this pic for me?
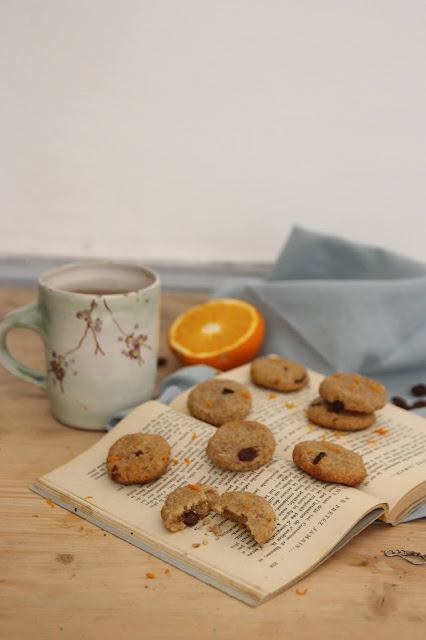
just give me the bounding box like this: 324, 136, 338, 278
172, 362, 426, 521
32, 399, 384, 604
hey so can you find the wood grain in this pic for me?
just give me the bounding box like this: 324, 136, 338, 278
1, 287, 425, 640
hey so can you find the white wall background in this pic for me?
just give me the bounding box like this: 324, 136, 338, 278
1, 1, 425, 264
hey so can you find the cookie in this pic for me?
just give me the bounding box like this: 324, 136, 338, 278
307, 396, 376, 431
161, 483, 219, 532
106, 433, 170, 485
206, 420, 276, 471
292, 440, 367, 486
211, 491, 276, 544
187, 378, 252, 427
319, 373, 386, 413
250, 355, 308, 392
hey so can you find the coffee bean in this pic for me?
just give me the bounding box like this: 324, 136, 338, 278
391, 396, 410, 410
182, 510, 200, 526
238, 447, 258, 462
412, 400, 426, 409
411, 384, 426, 397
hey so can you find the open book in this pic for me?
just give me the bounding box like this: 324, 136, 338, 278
31, 363, 426, 606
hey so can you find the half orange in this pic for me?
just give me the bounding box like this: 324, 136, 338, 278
167, 298, 265, 371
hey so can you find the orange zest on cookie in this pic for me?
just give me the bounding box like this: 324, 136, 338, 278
243, 392, 251, 399
324, 443, 341, 453
107, 456, 122, 462
205, 400, 212, 408
296, 588, 308, 595
369, 383, 383, 391
187, 484, 201, 491
332, 374, 342, 378
322, 435, 327, 442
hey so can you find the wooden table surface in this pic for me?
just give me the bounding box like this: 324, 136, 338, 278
1, 287, 426, 640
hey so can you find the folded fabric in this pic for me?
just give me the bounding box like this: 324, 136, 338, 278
213, 225, 426, 401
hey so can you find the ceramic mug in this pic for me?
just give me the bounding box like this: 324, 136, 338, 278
0, 261, 161, 430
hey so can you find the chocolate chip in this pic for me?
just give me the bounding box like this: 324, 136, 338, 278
182, 510, 200, 526
412, 400, 426, 409
238, 447, 258, 461
135, 450, 143, 456
313, 452, 327, 465
392, 396, 410, 410
411, 384, 426, 397
328, 400, 345, 413
221, 387, 235, 394
294, 375, 306, 384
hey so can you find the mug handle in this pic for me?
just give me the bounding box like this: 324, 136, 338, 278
0, 301, 47, 389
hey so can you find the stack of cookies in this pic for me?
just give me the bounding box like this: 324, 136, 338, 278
307, 372, 387, 431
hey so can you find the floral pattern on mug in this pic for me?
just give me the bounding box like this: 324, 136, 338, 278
48, 352, 68, 392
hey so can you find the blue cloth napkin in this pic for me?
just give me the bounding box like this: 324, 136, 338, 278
213, 225, 426, 405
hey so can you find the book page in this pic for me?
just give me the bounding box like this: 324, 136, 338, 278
33, 399, 384, 604
171, 363, 426, 521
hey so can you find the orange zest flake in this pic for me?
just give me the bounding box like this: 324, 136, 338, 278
107, 456, 122, 462
164, 568, 170, 574
184, 458, 191, 464
243, 392, 251, 399
146, 572, 155, 579
375, 428, 389, 435
79, 526, 84, 531
333, 431, 346, 437
269, 393, 277, 399
366, 439, 377, 444
192, 543, 201, 548
205, 399, 212, 408
85, 496, 93, 499
349, 384, 356, 390
307, 424, 314, 430
32, 515, 39, 518
191, 432, 197, 441
354, 377, 360, 383
332, 373, 342, 378
369, 383, 383, 391
45, 498, 55, 508
296, 588, 308, 595
322, 435, 327, 442
285, 402, 295, 409
187, 484, 201, 491
242, 504, 250, 509
172, 459, 179, 464
379, 514, 387, 521
324, 443, 341, 453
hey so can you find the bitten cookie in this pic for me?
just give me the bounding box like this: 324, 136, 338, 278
206, 420, 276, 471
106, 433, 170, 485
250, 355, 308, 392
319, 373, 386, 413
308, 396, 376, 431
187, 378, 252, 427
161, 483, 219, 532
211, 491, 276, 544
292, 441, 367, 486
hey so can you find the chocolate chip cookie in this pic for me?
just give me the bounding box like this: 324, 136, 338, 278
211, 491, 276, 544
293, 440, 367, 486
206, 420, 276, 471
250, 355, 308, 392
308, 396, 376, 431
319, 373, 387, 413
161, 483, 219, 532
187, 378, 252, 427
106, 433, 171, 485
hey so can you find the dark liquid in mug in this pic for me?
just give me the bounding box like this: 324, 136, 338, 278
67, 287, 136, 295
